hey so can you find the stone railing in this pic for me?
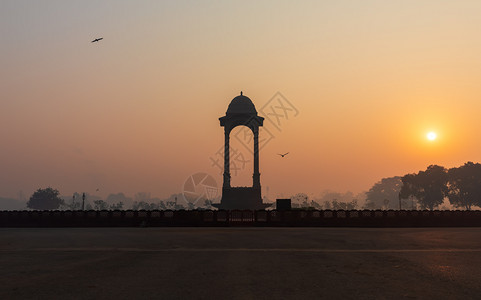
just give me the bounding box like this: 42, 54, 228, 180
1, 209, 481, 227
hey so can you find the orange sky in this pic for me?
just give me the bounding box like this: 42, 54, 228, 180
1, 1, 481, 200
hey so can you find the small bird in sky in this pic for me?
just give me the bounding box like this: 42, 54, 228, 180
96, 188, 100, 192
91, 37, 103, 43
278, 152, 289, 158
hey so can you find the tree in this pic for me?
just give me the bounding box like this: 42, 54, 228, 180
365, 176, 403, 209
399, 174, 415, 199
158, 201, 166, 210
110, 201, 124, 210
318, 191, 356, 205
291, 193, 309, 208
134, 192, 151, 203
132, 201, 159, 210
27, 187, 64, 210
331, 199, 358, 210
400, 165, 448, 210
62, 201, 81, 210
309, 200, 322, 209
447, 162, 481, 210
106, 193, 133, 208
323, 201, 332, 210
93, 200, 109, 210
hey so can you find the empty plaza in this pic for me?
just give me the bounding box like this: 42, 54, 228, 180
2, 227, 481, 299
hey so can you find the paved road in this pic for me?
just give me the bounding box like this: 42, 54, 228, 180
1, 227, 481, 299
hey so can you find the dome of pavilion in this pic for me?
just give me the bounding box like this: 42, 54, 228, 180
226, 92, 257, 115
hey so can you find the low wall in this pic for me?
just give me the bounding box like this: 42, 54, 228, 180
1, 209, 481, 227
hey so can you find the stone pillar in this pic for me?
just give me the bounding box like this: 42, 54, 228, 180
253, 128, 260, 188
223, 128, 231, 188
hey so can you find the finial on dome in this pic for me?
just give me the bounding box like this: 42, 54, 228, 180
240, 91, 243, 96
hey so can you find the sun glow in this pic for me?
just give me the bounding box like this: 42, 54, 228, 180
427, 131, 437, 141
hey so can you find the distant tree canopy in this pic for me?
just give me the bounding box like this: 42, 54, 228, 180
400, 165, 449, 210
446, 162, 481, 210
290, 192, 360, 210
106, 193, 133, 208
109, 201, 124, 210
365, 176, 403, 209
27, 187, 64, 210
132, 201, 160, 210
315, 191, 362, 210
93, 200, 109, 210
291, 193, 309, 207
331, 199, 358, 210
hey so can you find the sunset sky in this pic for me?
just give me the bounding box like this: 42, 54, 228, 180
2, 1, 481, 201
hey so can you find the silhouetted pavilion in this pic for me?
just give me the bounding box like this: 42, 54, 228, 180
213, 92, 270, 210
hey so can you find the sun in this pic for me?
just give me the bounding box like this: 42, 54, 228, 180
427, 131, 437, 141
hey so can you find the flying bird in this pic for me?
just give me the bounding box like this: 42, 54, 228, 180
278, 152, 289, 158
91, 37, 103, 43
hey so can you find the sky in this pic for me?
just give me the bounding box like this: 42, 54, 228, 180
2, 0, 481, 201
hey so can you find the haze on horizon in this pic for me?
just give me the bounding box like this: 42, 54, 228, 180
2, 1, 481, 201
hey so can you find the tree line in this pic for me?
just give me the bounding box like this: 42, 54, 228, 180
289, 162, 481, 211
363, 162, 481, 211
400, 162, 481, 210
23, 162, 481, 211
25, 189, 193, 211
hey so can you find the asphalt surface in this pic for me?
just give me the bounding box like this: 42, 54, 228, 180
1, 227, 481, 299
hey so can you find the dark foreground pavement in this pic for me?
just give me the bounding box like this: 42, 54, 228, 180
1, 228, 481, 299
